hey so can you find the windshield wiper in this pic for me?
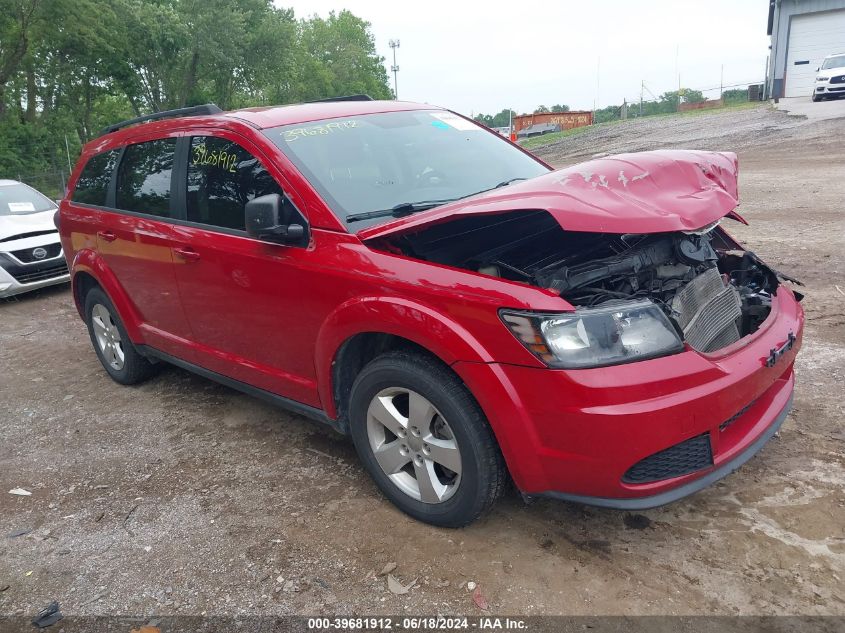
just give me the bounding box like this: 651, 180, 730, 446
345, 178, 530, 224
490, 177, 528, 190
346, 199, 458, 223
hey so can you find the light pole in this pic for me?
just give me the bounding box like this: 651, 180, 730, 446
389, 39, 400, 99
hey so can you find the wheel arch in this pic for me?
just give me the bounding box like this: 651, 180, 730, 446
70, 249, 144, 342
315, 296, 498, 429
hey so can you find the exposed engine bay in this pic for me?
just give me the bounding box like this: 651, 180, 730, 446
375, 210, 799, 353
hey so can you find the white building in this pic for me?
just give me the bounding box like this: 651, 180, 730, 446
766, 0, 845, 98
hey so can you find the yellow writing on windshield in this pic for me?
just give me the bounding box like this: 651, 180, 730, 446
283, 120, 358, 142
191, 143, 238, 173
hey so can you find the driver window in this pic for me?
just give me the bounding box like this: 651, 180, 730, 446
187, 136, 283, 230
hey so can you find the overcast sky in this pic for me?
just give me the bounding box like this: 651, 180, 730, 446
278, 0, 771, 116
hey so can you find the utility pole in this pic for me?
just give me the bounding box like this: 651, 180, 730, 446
640, 80, 644, 116
720, 64, 724, 101
595, 56, 601, 111
675, 44, 681, 112
389, 39, 400, 99
64, 135, 73, 175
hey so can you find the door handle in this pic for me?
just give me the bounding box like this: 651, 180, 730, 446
174, 247, 201, 262
97, 230, 117, 242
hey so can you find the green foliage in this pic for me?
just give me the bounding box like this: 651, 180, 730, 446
681, 89, 705, 104
534, 105, 550, 113
550, 104, 569, 112
722, 88, 747, 104
0, 0, 391, 186
473, 109, 515, 129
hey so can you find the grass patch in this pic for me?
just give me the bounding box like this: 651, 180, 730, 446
519, 125, 592, 150
519, 101, 768, 151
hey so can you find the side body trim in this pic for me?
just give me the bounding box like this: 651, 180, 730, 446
137, 345, 342, 434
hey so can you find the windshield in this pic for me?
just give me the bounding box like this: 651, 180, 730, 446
0, 183, 57, 216
822, 55, 845, 70
264, 110, 549, 229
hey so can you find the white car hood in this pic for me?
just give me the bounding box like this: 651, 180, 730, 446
821, 65, 845, 76
0, 209, 58, 242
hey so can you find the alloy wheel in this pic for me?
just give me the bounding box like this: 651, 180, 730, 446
366, 387, 462, 503
91, 303, 125, 371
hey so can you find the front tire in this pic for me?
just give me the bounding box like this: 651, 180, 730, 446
348, 351, 506, 527
84, 287, 157, 385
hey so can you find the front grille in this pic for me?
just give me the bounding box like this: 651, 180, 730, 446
10, 243, 62, 263
830, 75, 845, 84
623, 433, 713, 484
10, 260, 68, 284
672, 267, 742, 352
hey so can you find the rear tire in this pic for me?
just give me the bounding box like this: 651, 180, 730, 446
348, 351, 507, 527
84, 287, 157, 385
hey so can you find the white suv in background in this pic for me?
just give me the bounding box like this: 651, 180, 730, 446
0, 180, 69, 298
813, 53, 845, 102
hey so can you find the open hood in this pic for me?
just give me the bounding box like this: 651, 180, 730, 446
358, 150, 742, 241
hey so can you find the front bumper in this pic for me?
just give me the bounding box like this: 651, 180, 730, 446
815, 80, 845, 95
454, 287, 803, 506
0, 245, 70, 298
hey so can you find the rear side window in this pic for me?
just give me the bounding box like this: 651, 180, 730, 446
115, 138, 176, 217
186, 136, 283, 230
72, 149, 120, 206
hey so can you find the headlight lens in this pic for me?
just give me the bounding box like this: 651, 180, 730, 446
817, 76, 830, 82
501, 300, 684, 369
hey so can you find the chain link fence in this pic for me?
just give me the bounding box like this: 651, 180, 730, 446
13, 169, 69, 201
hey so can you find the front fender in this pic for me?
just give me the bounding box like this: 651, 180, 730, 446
314, 295, 545, 489
314, 295, 498, 418
71, 248, 144, 343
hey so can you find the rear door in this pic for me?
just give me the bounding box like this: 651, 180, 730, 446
97, 136, 195, 360
169, 131, 321, 407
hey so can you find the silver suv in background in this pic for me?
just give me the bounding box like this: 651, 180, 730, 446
0, 180, 69, 298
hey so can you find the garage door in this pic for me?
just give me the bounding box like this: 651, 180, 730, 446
785, 9, 845, 97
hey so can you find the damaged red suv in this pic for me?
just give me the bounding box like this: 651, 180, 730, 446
59, 97, 803, 526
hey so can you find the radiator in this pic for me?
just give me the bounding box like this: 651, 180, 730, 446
672, 267, 742, 352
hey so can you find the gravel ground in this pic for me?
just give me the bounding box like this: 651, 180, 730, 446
1, 105, 844, 619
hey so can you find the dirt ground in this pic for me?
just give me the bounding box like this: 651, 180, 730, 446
1, 104, 844, 618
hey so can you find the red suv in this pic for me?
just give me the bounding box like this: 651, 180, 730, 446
59, 97, 804, 527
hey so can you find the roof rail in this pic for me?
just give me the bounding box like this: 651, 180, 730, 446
99, 103, 223, 136
306, 94, 374, 104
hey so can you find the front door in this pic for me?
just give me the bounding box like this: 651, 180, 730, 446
170, 132, 321, 407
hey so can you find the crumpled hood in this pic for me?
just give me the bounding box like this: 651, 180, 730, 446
358, 150, 741, 240
0, 209, 57, 241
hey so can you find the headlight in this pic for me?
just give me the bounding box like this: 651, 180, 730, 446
500, 300, 684, 369
817, 76, 830, 82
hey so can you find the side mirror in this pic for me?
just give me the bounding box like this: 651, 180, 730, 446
245, 194, 309, 246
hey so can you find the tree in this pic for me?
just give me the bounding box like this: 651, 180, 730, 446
550, 104, 569, 112
296, 10, 392, 101
682, 89, 706, 104
0, 0, 393, 193
534, 105, 550, 113
722, 88, 747, 104
473, 108, 515, 128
